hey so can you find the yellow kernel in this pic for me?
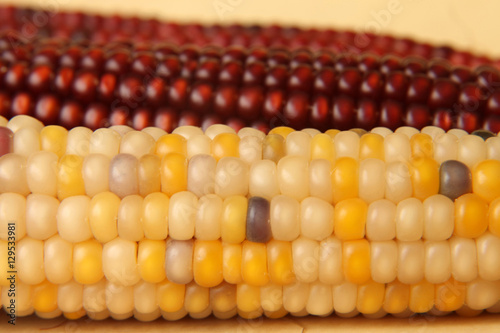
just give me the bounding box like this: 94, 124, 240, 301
410, 156, 439, 200
359, 133, 384, 160
73, 240, 103, 285
160, 153, 187, 196
343, 239, 371, 284
331, 157, 358, 203
334, 198, 367, 240
155, 134, 187, 158
325, 129, 340, 139
89, 192, 120, 243
141, 192, 169, 240
220, 196, 247, 244
473, 159, 500, 203
40, 125, 68, 158
222, 243, 242, 284
157, 280, 185, 313
57, 155, 85, 200
310, 133, 335, 163
211, 133, 240, 161
267, 240, 295, 285
138, 154, 161, 197
138, 239, 166, 283
262, 134, 285, 163
409, 280, 434, 313
434, 278, 466, 312
357, 281, 385, 314
210, 282, 236, 313
410, 133, 434, 159
193, 240, 223, 288
242, 241, 269, 286
33, 280, 58, 313
454, 193, 489, 238
237, 284, 261, 313
488, 197, 500, 237
184, 282, 209, 313
383, 280, 409, 314
268, 127, 295, 139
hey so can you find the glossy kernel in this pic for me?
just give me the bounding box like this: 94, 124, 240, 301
454, 193, 489, 238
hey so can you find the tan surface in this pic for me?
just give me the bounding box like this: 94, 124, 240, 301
0, 0, 500, 331
1, 0, 500, 57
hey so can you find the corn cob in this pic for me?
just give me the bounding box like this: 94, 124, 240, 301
0, 34, 500, 133
0, 5, 495, 67
1, 115, 500, 321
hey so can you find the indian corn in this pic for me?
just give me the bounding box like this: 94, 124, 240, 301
1, 115, 500, 321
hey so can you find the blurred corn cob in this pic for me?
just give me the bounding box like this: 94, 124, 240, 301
0, 5, 495, 64
0, 7, 500, 133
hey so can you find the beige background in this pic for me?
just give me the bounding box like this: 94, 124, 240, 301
0, 0, 499, 331
2, 0, 500, 58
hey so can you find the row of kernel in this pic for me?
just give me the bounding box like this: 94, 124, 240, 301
3, 119, 500, 204
2, 278, 498, 321
4, 232, 499, 289
2, 116, 265, 160
2, 130, 500, 207
3, 148, 500, 209
3, 191, 500, 245
266, 126, 500, 166
5, 116, 500, 167
4, 191, 500, 244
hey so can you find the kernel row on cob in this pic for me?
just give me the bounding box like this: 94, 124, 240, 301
1, 277, 500, 321
2, 34, 500, 133
0, 31, 493, 77
4, 219, 500, 286
2, 115, 500, 205
0, 6, 496, 67
4, 185, 500, 243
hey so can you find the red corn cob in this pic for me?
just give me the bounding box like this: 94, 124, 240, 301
0, 6, 496, 67
0, 33, 499, 133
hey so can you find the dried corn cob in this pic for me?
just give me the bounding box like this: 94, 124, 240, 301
1, 115, 500, 321
1, 34, 500, 133
0, 6, 495, 67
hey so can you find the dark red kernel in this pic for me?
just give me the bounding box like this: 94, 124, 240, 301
265, 65, 288, 89
237, 86, 264, 121
405, 104, 431, 129
72, 71, 98, 102
154, 107, 178, 132
360, 71, 383, 100
59, 101, 84, 129
218, 61, 243, 86
379, 100, 403, 130
283, 92, 309, 130
356, 99, 378, 130
189, 82, 213, 114
214, 85, 238, 118
332, 96, 356, 130
384, 71, 408, 101
310, 94, 330, 132
34, 94, 60, 125
428, 79, 459, 109
338, 68, 362, 98
84, 103, 108, 130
